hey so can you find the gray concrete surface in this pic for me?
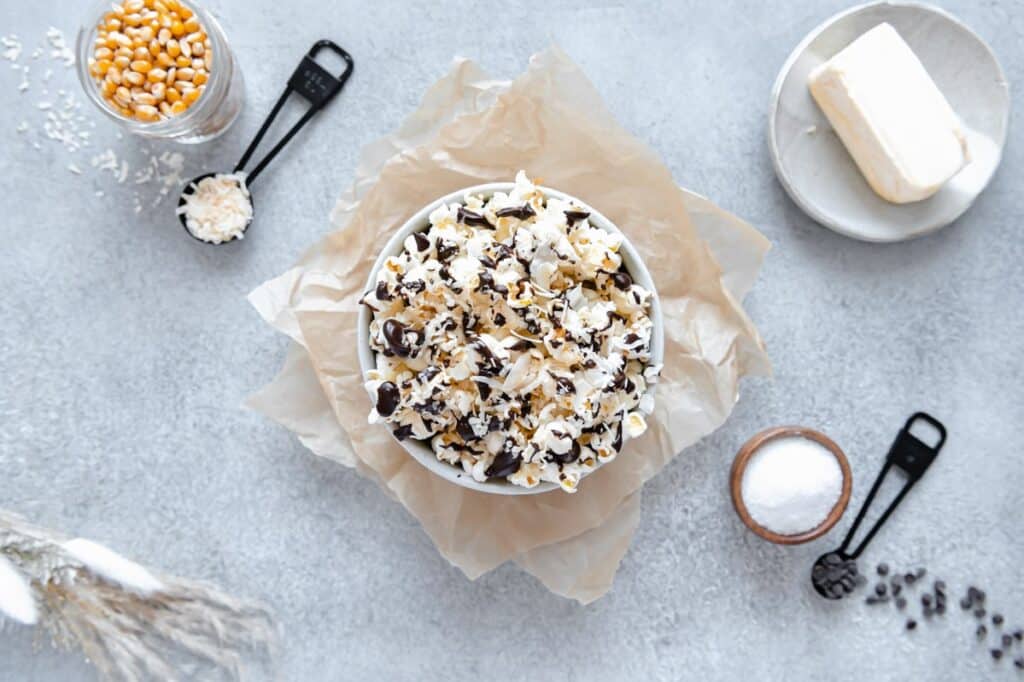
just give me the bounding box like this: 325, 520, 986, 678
1, 1, 1022, 680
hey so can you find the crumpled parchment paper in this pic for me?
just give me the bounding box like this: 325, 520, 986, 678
247, 48, 771, 604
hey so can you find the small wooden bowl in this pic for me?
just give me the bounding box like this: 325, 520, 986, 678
730, 426, 852, 545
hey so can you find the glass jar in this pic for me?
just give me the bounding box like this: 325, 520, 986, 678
75, 0, 244, 144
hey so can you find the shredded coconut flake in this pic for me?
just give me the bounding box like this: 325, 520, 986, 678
177, 173, 253, 244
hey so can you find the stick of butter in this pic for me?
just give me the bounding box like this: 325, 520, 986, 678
808, 23, 970, 204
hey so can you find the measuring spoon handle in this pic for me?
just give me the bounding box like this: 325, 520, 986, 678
234, 40, 354, 185
839, 413, 946, 559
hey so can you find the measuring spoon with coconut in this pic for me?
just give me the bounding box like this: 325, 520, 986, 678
177, 40, 354, 244
811, 413, 947, 600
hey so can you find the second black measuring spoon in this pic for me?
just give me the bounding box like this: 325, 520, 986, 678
811, 412, 947, 600
177, 40, 354, 244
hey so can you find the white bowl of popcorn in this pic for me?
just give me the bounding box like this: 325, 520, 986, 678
357, 173, 664, 495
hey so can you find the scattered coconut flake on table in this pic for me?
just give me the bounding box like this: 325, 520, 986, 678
5, 27, 192, 218
178, 173, 253, 243
741, 436, 843, 535
1, 35, 21, 62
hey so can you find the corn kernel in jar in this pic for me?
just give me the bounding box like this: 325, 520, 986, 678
89, 0, 211, 122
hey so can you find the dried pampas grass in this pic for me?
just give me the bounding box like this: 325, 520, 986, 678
0, 510, 278, 681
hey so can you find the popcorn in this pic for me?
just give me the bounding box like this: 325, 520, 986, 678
361, 172, 660, 492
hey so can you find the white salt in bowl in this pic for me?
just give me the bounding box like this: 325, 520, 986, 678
357, 183, 664, 496
730, 426, 852, 544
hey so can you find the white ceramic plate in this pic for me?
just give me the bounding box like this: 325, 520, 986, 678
357, 183, 665, 495
769, 1, 1010, 242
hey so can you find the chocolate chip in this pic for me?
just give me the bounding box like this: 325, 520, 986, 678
978, 624, 989, 640
1014, 657, 1024, 670
1002, 634, 1013, 648
382, 319, 412, 357
896, 597, 907, 610
934, 580, 946, 594
495, 204, 536, 220
992, 649, 1003, 661
906, 619, 917, 630
375, 382, 400, 417
476, 381, 492, 401
994, 614, 1005, 626
922, 594, 932, 607
611, 271, 633, 290
877, 563, 889, 577
564, 210, 590, 225
554, 376, 576, 395
413, 231, 430, 251
437, 241, 458, 262
976, 608, 987, 619
457, 207, 490, 227
456, 416, 478, 442
892, 583, 902, 597
392, 424, 413, 441
485, 449, 522, 478
375, 280, 392, 301
875, 583, 887, 597
1013, 629, 1023, 641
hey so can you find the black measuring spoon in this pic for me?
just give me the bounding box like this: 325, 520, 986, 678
177, 40, 354, 244
812, 412, 947, 600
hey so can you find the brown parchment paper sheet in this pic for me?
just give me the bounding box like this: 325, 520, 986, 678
247, 48, 771, 604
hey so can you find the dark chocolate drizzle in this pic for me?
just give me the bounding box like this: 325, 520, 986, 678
495, 204, 536, 220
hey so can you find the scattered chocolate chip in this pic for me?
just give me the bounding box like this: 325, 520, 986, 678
969, 586, 986, 603
978, 624, 989, 640
375, 382, 400, 417
934, 580, 946, 594
375, 280, 393, 301
961, 597, 973, 610
892, 583, 903, 597
915, 568, 927, 579
906, 619, 917, 630
875, 583, 887, 597
896, 597, 907, 610
877, 563, 889, 576
976, 608, 987, 619
1014, 657, 1024, 669
1003, 634, 1013, 648
936, 603, 946, 615
992, 649, 1003, 661
1013, 630, 1023, 641
922, 594, 933, 608
905, 572, 917, 585
392, 424, 413, 441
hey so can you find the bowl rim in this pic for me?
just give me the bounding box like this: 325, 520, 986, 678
729, 426, 852, 544
357, 182, 665, 496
